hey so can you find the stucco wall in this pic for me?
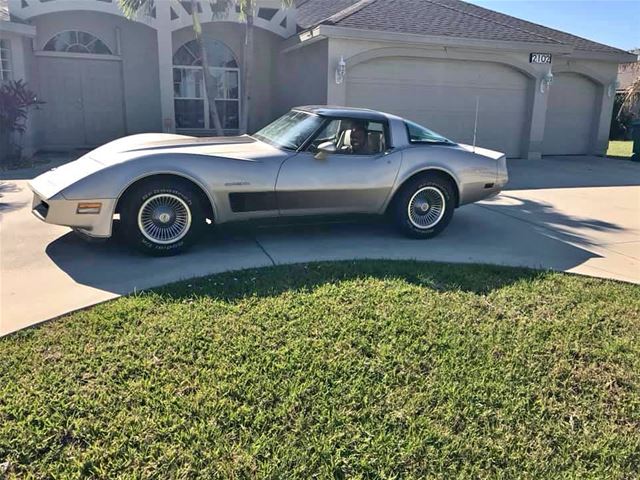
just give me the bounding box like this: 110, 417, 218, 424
31, 11, 162, 136
172, 22, 281, 133
275, 39, 328, 117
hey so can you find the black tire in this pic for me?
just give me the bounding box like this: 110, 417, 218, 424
120, 179, 204, 256
393, 174, 455, 239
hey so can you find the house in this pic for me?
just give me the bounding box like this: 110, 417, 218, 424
0, 0, 635, 159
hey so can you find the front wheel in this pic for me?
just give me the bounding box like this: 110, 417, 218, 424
393, 175, 455, 239
120, 180, 204, 256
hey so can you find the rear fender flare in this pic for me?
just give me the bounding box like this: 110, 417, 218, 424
386, 166, 462, 210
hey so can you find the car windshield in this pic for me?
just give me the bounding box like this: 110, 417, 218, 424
405, 120, 455, 145
253, 110, 324, 150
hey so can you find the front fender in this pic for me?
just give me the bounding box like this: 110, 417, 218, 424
59, 152, 282, 224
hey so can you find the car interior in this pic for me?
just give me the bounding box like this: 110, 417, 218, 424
308, 119, 386, 155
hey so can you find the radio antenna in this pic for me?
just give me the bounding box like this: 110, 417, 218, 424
472, 96, 479, 153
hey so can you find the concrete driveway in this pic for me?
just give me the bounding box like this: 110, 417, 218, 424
1, 155, 639, 336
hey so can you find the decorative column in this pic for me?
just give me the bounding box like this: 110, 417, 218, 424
592, 83, 616, 156
522, 63, 554, 160
156, 1, 175, 133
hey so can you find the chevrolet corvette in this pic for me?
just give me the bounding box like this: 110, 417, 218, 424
29, 106, 508, 255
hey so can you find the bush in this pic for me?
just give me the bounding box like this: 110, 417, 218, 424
610, 94, 632, 140
0, 80, 43, 167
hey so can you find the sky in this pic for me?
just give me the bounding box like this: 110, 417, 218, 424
468, 0, 640, 51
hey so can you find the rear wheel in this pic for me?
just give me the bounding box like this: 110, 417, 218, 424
393, 175, 455, 238
120, 180, 204, 256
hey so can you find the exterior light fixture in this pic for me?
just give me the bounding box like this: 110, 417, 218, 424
607, 79, 620, 98
540, 70, 554, 94
335, 56, 346, 85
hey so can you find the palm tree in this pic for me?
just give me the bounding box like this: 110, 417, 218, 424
236, 0, 294, 134
118, 0, 230, 136
118, 0, 294, 136
620, 77, 640, 120
237, 0, 255, 135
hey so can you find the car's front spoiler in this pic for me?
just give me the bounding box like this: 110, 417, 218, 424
30, 187, 116, 239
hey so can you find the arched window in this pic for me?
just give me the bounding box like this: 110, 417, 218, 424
172, 39, 240, 132
44, 31, 112, 55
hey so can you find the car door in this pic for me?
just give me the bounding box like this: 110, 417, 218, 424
275, 118, 402, 216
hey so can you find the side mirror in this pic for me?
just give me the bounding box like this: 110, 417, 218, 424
314, 141, 337, 160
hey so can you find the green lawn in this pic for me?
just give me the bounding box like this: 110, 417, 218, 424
1, 261, 639, 479
607, 140, 633, 158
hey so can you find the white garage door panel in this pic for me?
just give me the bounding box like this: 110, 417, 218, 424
543, 73, 597, 156
346, 57, 530, 158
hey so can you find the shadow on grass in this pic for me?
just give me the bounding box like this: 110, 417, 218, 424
150, 260, 550, 302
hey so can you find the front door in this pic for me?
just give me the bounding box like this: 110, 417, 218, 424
81, 60, 126, 145
39, 57, 85, 147
38, 56, 125, 149
275, 117, 401, 215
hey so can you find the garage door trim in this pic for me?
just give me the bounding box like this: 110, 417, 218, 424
343, 46, 538, 81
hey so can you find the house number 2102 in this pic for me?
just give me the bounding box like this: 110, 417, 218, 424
530, 53, 552, 64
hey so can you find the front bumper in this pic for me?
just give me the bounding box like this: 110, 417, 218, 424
30, 189, 117, 239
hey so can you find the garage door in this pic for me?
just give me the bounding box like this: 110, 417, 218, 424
38, 56, 125, 149
346, 57, 530, 158
543, 73, 597, 155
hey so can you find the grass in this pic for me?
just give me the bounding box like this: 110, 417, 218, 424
1, 261, 639, 479
607, 140, 634, 158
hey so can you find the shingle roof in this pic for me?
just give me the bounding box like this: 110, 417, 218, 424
296, 0, 629, 55
296, 0, 362, 29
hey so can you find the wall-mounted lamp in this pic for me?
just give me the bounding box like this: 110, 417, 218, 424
607, 79, 620, 98
540, 70, 554, 94
335, 56, 346, 85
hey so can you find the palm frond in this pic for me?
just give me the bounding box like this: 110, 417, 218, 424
117, 0, 154, 19
620, 76, 640, 118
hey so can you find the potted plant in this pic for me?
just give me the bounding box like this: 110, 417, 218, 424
0, 80, 44, 168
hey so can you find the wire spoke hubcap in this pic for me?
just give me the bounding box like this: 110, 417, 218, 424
408, 186, 446, 229
138, 194, 192, 245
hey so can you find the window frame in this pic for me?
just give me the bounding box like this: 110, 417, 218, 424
0, 39, 12, 81
43, 30, 113, 55
302, 116, 392, 157
172, 39, 241, 133
404, 120, 456, 146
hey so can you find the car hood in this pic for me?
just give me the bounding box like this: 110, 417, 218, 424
29, 133, 284, 200
89, 133, 281, 166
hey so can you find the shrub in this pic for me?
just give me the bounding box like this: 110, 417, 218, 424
0, 80, 44, 166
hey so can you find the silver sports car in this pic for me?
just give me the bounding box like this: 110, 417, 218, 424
29, 106, 508, 255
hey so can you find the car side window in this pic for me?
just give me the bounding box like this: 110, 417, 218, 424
307, 118, 388, 156
405, 120, 454, 145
